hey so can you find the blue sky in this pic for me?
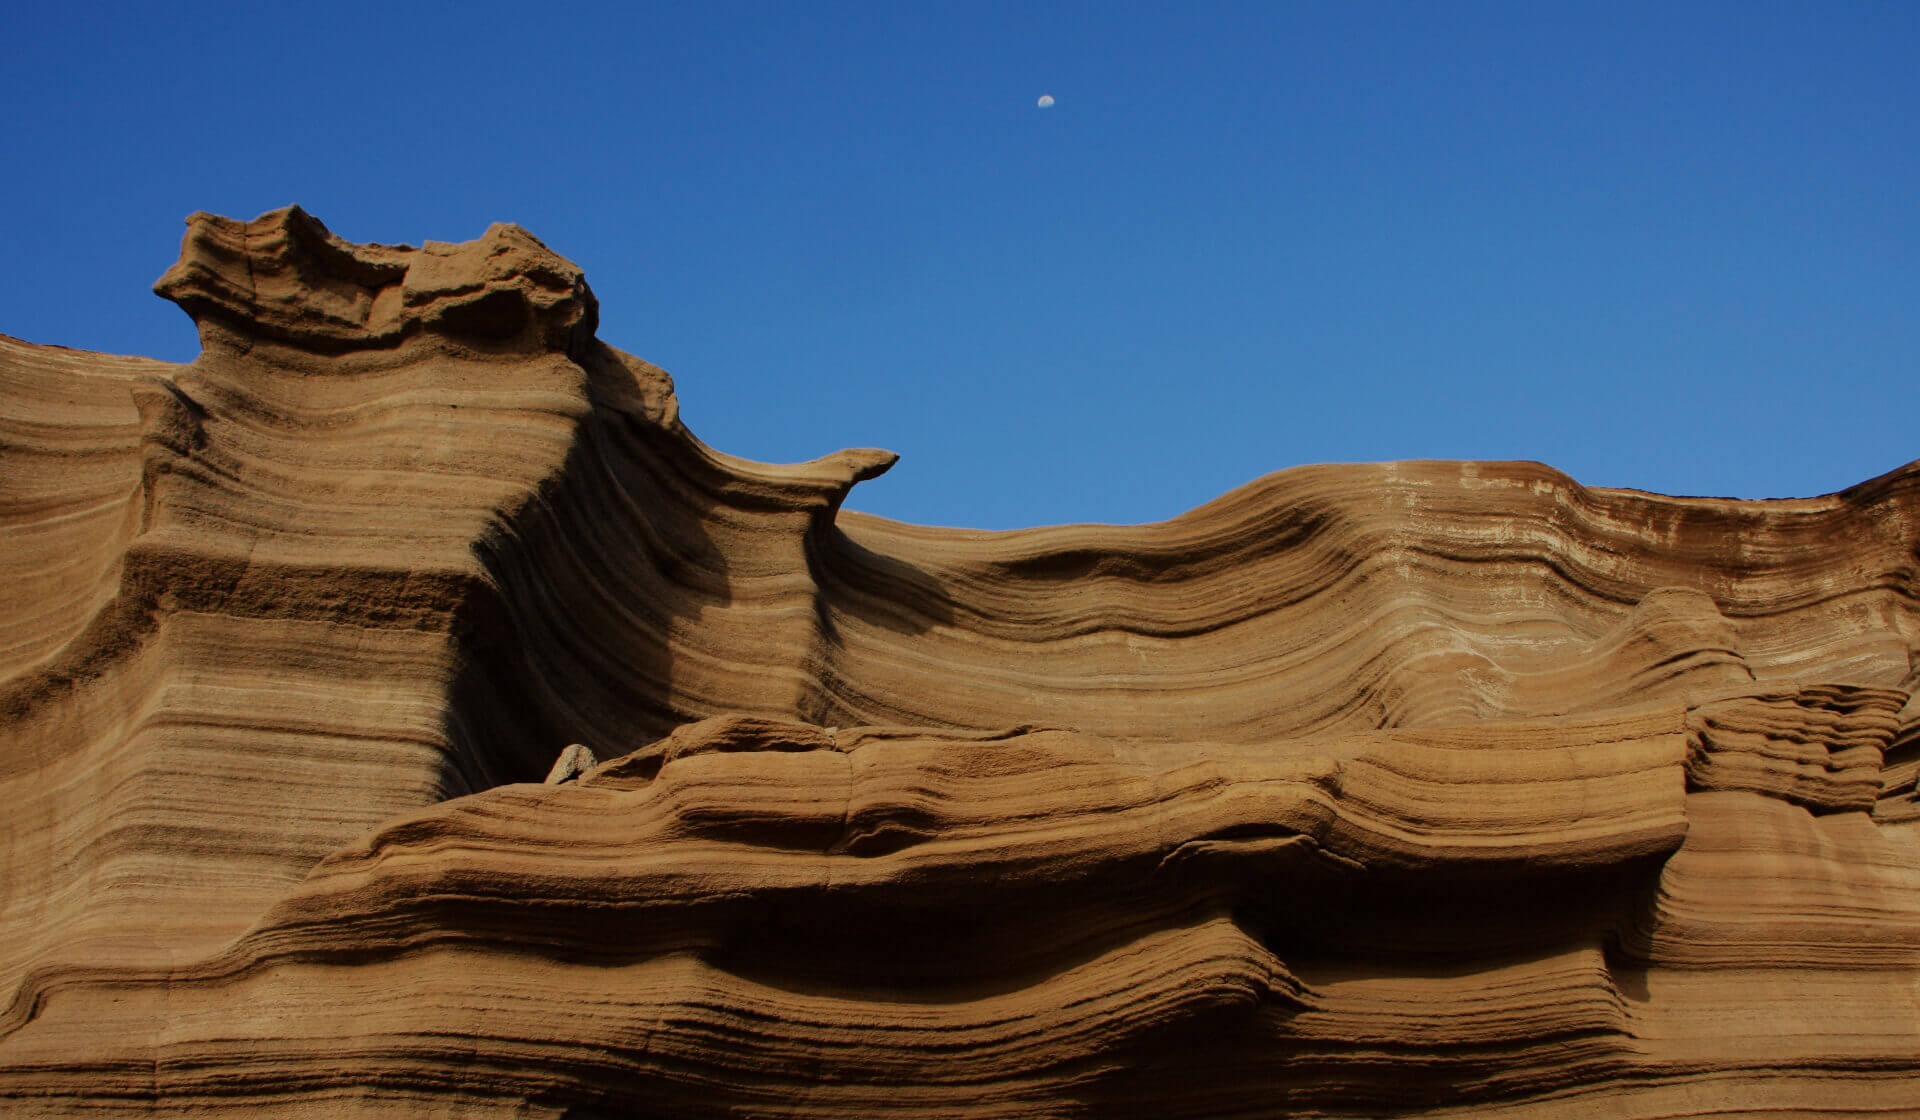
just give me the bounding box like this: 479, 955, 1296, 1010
4, 2, 1915, 527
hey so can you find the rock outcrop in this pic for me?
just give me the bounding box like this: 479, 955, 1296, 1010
2, 207, 1917, 1118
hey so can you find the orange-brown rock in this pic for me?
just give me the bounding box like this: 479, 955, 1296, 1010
2, 208, 1917, 1117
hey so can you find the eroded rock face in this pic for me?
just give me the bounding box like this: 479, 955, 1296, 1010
1, 209, 1917, 1118
153, 205, 598, 355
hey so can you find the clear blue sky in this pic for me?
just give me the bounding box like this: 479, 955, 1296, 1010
4, 2, 1915, 528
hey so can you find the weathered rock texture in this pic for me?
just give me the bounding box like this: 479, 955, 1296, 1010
3, 207, 1918, 1118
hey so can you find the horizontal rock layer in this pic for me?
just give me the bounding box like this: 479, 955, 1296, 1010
2, 208, 1918, 1117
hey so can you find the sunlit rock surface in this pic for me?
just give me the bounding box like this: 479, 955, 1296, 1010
2, 208, 1918, 1118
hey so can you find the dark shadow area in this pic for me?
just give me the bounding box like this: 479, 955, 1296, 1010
813, 526, 956, 637
441, 406, 731, 795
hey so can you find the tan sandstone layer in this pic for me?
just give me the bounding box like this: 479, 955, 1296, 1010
1, 207, 1917, 1117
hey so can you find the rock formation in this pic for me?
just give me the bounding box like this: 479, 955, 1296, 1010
2, 207, 1917, 1117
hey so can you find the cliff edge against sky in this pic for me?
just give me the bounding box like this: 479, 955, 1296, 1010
2, 208, 1917, 1118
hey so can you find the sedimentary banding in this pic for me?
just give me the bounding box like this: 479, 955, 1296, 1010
1, 208, 1917, 1117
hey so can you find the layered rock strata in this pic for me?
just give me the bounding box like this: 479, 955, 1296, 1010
2, 207, 1917, 1117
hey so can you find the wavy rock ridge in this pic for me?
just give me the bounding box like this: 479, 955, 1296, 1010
2, 207, 1918, 1118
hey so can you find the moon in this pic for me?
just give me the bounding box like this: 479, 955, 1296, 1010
1037, 94, 1055, 108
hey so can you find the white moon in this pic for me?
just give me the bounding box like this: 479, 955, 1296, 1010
1037, 94, 1055, 108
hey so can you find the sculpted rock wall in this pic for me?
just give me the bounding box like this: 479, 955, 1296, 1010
1, 209, 1917, 1117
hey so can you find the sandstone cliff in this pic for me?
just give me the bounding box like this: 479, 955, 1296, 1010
2, 208, 1917, 1117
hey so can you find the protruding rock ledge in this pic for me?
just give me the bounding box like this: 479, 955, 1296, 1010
153, 205, 598, 356
3, 209, 1919, 1118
